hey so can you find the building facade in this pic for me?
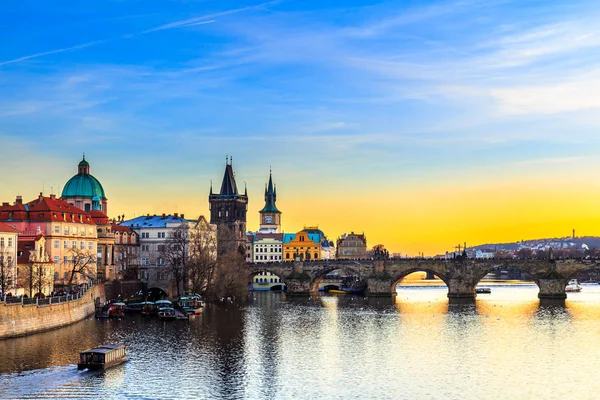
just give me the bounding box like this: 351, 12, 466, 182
61, 156, 108, 214
252, 233, 283, 263
336, 232, 367, 259
209, 158, 248, 251
0, 222, 19, 295
112, 225, 140, 279
120, 214, 216, 296
283, 231, 321, 261
0, 194, 98, 286
17, 235, 54, 297
90, 209, 115, 281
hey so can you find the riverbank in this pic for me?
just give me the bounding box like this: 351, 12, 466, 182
0, 284, 105, 339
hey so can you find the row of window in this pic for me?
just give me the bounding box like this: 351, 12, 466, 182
54, 240, 94, 250
140, 257, 165, 265
254, 255, 282, 261
52, 255, 96, 265
53, 225, 95, 236
254, 246, 281, 253
140, 232, 166, 239
255, 277, 281, 283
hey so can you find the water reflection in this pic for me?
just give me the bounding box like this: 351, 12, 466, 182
2, 287, 600, 399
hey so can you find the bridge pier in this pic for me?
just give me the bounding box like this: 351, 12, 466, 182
536, 278, 567, 300
366, 278, 395, 297
446, 277, 477, 299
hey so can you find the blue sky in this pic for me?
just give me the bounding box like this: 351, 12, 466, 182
3, 0, 600, 252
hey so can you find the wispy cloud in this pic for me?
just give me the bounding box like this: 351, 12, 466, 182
0, 40, 106, 66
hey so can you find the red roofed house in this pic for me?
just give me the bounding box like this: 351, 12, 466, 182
0, 222, 19, 296
0, 194, 98, 287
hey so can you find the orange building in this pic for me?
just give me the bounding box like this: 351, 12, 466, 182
283, 231, 321, 261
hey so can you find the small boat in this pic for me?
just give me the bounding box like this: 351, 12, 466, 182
178, 294, 204, 315
565, 279, 582, 292
78, 344, 127, 370
476, 287, 491, 294
140, 301, 156, 316
124, 302, 143, 313
158, 307, 176, 321
328, 289, 347, 295
108, 302, 126, 318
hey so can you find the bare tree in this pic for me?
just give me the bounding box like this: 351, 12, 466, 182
0, 248, 15, 296
21, 262, 52, 297
204, 224, 249, 301
160, 225, 190, 298
187, 222, 218, 295
66, 248, 96, 287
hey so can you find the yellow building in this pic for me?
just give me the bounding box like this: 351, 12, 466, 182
283, 231, 321, 261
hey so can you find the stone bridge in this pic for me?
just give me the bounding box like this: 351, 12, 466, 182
248, 258, 599, 299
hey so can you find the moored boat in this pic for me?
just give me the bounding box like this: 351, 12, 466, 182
178, 294, 204, 315
158, 307, 176, 321
77, 344, 127, 370
108, 302, 126, 318
476, 287, 491, 294
565, 279, 582, 292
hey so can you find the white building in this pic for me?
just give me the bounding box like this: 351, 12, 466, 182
252, 233, 283, 263
0, 222, 19, 296
120, 214, 216, 296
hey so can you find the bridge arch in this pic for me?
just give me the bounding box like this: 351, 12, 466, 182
390, 268, 449, 293
309, 266, 364, 293
249, 269, 286, 291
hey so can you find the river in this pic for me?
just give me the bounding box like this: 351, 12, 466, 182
1, 284, 600, 399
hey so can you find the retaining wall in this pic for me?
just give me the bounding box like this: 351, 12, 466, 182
0, 284, 105, 339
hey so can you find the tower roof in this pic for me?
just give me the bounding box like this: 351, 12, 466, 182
220, 163, 238, 196
260, 170, 280, 213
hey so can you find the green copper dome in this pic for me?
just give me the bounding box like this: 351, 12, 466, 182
62, 174, 105, 198
61, 156, 106, 199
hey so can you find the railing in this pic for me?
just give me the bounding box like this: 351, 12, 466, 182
0, 280, 100, 306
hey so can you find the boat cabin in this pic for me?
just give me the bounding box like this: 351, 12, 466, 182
78, 344, 127, 370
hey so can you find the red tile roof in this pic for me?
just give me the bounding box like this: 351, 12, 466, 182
0, 195, 95, 225
0, 222, 19, 233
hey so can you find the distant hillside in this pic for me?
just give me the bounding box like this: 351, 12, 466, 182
471, 236, 600, 251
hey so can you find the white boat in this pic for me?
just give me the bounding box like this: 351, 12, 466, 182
565, 279, 582, 292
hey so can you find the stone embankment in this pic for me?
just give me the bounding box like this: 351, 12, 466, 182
0, 284, 105, 339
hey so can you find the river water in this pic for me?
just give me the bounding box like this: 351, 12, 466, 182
2, 284, 600, 399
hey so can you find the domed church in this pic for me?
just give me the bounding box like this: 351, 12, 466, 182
61, 155, 108, 214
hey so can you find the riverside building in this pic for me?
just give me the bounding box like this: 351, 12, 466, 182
0, 222, 19, 295
0, 194, 98, 286
336, 232, 367, 259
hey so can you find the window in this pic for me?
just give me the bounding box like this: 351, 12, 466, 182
80, 241, 85, 249
54, 225, 60, 233
157, 257, 164, 265
141, 245, 149, 252
64, 256, 69, 265
72, 240, 76, 248
141, 232, 149, 239
64, 227, 69, 235
64, 272, 68, 280
7, 238, 12, 247
88, 242, 93, 250
0, 238, 3, 247
64, 241, 69, 248
157, 245, 165, 252
141, 257, 149, 266
157, 232, 165, 239
54, 240, 59, 248
54, 272, 59, 280
54, 256, 59, 264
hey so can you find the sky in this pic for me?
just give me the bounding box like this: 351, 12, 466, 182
3, 0, 600, 256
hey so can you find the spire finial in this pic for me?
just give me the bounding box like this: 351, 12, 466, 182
226, 154, 228, 165
230, 156, 233, 165
82, 152, 86, 161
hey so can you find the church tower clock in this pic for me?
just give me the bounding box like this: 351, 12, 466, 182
259, 169, 281, 233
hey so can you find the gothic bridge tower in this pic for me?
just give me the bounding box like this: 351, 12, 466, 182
209, 157, 248, 246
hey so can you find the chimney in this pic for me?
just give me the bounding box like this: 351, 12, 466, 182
181, 214, 185, 219
39, 192, 43, 199
174, 213, 178, 219
15, 196, 22, 205
162, 213, 166, 219
2, 202, 8, 206
50, 194, 56, 200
